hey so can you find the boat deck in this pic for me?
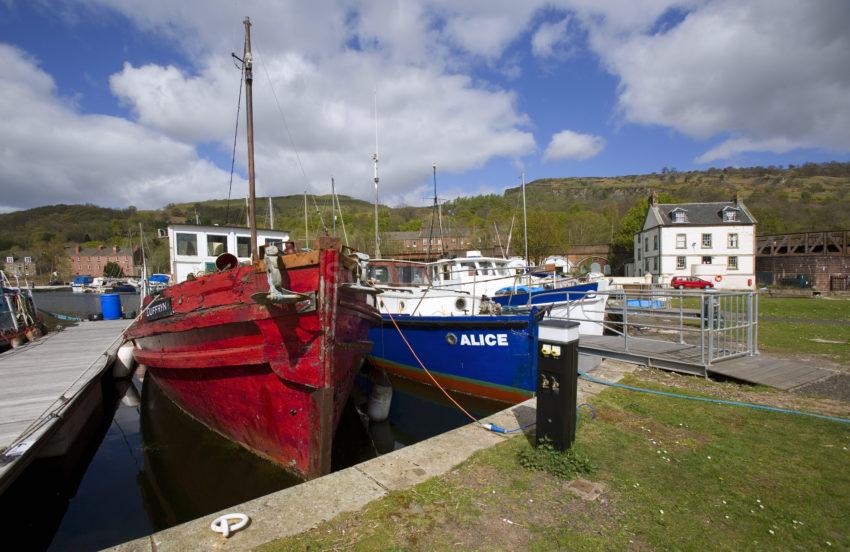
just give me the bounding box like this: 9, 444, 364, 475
579, 334, 833, 390
0, 320, 131, 493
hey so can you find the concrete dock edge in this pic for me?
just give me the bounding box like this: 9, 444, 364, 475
109, 359, 636, 552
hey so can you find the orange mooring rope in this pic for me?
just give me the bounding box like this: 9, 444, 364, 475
381, 306, 480, 425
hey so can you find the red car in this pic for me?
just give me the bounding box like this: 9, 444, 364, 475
670, 276, 714, 289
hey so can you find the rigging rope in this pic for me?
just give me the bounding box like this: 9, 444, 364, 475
224, 70, 244, 225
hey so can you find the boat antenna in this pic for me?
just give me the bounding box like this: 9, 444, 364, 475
372, 90, 381, 258
521, 171, 528, 268
505, 212, 516, 257
334, 187, 350, 246
240, 16, 258, 260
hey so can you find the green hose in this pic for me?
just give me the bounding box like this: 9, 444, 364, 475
579, 371, 850, 426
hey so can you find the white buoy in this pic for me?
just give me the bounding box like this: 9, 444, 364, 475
113, 342, 137, 378
367, 378, 393, 422
120, 384, 141, 407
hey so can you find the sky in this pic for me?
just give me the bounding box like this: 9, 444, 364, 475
1, 0, 849, 211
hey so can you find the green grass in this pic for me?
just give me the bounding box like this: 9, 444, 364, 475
258, 375, 850, 551
756, 297, 850, 364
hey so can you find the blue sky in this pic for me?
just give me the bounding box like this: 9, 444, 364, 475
1, 0, 848, 210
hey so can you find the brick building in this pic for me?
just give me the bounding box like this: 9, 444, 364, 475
756, 230, 850, 291
381, 228, 495, 260
67, 245, 139, 277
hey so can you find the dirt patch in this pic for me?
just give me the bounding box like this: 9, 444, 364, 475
795, 373, 850, 403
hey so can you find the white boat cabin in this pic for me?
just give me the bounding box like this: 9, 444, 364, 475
167, 224, 291, 283
427, 252, 521, 297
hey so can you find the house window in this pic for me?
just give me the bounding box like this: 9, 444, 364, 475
207, 234, 228, 256
723, 209, 738, 222
676, 234, 686, 249
637, 249, 641, 261
653, 235, 658, 250
176, 233, 198, 256
237, 236, 251, 258
23, 256, 32, 263
728, 256, 738, 270
644, 238, 648, 252
264, 238, 284, 249
676, 256, 686, 270
702, 256, 712, 265
653, 257, 658, 271
728, 233, 739, 248
5, 256, 12, 263
673, 210, 685, 223
702, 233, 712, 248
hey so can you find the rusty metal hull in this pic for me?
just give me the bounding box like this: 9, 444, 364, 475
125, 245, 379, 479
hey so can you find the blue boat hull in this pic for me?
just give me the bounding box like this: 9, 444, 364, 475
367, 311, 539, 404
492, 281, 599, 309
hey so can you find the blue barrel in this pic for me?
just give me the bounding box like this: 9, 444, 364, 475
99, 294, 122, 320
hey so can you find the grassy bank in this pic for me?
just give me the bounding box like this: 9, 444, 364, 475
758, 297, 850, 365
260, 374, 850, 551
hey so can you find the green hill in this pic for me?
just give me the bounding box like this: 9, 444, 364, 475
2, 161, 849, 277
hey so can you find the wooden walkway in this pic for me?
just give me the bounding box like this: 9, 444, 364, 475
579, 334, 833, 390
0, 320, 131, 493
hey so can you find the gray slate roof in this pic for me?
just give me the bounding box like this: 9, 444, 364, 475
645, 201, 756, 229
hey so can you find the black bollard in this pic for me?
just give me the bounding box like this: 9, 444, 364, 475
535, 319, 580, 451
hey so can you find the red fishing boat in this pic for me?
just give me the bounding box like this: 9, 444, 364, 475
124, 18, 380, 480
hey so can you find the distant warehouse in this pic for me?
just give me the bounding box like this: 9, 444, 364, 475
756, 231, 850, 292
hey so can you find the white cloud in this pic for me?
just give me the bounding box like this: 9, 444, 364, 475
0, 44, 239, 209
544, 129, 605, 161
581, 0, 850, 162
531, 17, 570, 58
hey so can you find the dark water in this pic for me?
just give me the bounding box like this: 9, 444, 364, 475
3, 369, 505, 551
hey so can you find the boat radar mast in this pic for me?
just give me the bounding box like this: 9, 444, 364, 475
372, 91, 381, 259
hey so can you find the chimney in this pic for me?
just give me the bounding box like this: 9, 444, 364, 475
75, 245, 81, 254
649, 189, 658, 205
734, 191, 742, 206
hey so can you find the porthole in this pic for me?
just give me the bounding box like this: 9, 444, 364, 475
455, 297, 467, 311
446, 333, 458, 345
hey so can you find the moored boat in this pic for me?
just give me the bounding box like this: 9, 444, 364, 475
123, 18, 380, 480
368, 309, 541, 404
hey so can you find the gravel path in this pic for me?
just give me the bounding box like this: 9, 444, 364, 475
794, 373, 850, 402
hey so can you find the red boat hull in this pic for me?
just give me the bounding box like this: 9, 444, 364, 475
125, 241, 379, 479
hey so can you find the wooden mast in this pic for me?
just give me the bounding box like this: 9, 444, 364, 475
243, 17, 259, 260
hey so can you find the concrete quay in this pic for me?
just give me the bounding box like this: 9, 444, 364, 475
110, 359, 636, 552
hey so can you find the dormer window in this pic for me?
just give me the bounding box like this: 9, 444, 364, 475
5, 256, 13, 264
670, 208, 687, 223
722, 207, 739, 222
24, 257, 32, 263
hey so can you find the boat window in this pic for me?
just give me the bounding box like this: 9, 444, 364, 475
236, 236, 251, 258
368, 266, 390, 284
440, 263, 452, 281
460, 262, 477, 276
478, 261, 494, 276
398, 265, 427, 285
176, 233, 198, 256
207, 235, 228, 256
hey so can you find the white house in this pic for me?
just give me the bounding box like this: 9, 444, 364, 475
167, 224, 291, 283
633, 193, 757, 289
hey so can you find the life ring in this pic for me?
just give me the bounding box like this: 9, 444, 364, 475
714, 275, 723, 282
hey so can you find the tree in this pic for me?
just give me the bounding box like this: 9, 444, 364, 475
104, 262, 124, 278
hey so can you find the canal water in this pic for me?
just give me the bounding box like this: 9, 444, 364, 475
31, 290, 141, 319
1, 337, 506, 550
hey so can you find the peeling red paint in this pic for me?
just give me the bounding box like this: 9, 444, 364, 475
125, 244, 379, 480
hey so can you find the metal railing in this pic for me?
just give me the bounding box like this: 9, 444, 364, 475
523, 286, 759, 370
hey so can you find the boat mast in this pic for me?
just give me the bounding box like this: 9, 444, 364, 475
303, 190, 309, 248
493, 221, 504, 258
242, 17, 259, 260
521, 171, 528, 268
372, 91, 381, 259
268, 196, 274, 229
434, 165, 445, 257
331, 176, 336, 234
139, 222, 147, 301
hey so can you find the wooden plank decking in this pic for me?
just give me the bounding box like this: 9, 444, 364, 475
579, 334, 834, 390
0, 319, 131, 493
